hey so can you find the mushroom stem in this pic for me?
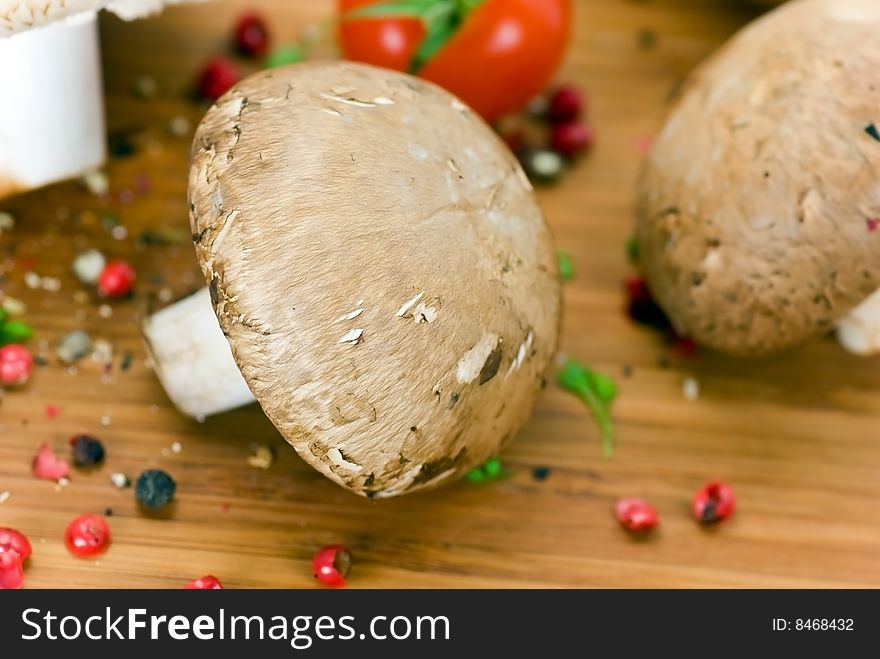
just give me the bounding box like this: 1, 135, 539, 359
143, 287, 255, 418
837, 288, 880, 355
0, 12, 106, 198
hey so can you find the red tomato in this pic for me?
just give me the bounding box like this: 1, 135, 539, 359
338, 0, 571, 121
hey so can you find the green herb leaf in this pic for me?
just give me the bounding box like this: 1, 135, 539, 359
557, 251, 575, 281
482, 456, 502, 479
0, 320, 33, 345
265, 44, 305, 68
557, 359, 618, 457
593, 372, 618, 405
626, 235, 639, 264
0, 308, 7, 326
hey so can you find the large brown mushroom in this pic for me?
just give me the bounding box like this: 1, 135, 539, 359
635, 0, 880, 356
144, 61, 561, 497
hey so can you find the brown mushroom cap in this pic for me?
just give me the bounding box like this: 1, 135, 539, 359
635, 0, 880, 356
189, 61, 560, 497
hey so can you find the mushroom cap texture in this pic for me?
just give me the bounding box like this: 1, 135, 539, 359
635, 0, 880, 356
189, 61, 561, 498
0, 0, 191, 36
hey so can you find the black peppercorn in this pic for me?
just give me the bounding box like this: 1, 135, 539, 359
135, 469, 176, 509
70, 434, 105, 467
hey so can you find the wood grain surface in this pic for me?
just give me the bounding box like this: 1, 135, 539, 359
2, 0, 879, 588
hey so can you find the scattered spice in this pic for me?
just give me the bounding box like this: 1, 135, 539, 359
550, 120, 595, 158
0, 527, 32, 590
135, 469, 176, 509
64, 514, 111, 557
184, 575, 224, 590
97, 260, 136, 298
72, 248, 106, 285
867, 218, 879, 233
636, 29, 657, 51
169, 116, 191, 137
465, 456, 503, 483
1, 297, 26, 316
265, 43, 305, 68
32, 443, 71, 481
57, 330, 92, 364
866, 123, 880, 143
546, 85, 584, 124
624, 276, 670, 330
133, 75, 159, 100
234, 12, 270, 57
313, 545, 351, 588
247, 444, 276, 469
0, 344, 33, 387
110, 473, 131, 489
198, 56, 239, 101
0, 318, 32, 345
682, 376, 700, 401
625, 235, 639, 264
0, 211, 14, 233
615, 497, 658, 533
531, 466, 551, 481
557, 359, 617, 457
520, 148, 564, 183
70, 435, 105, 468
693, 481, 735, 524
45, 404, 60, 418
557, 251, 575, 281
120, 351, 134, 371
81, 170, 109, 196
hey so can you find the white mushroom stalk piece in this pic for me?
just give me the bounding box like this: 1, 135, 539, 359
0, 1, 193, 198
144, 62, 561, 497
634, 0, 880, 356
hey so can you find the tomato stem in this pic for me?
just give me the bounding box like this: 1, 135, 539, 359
343, 0, 487, 74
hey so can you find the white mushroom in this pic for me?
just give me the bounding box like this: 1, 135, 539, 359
143, 62, 561, 497
0, 1, 195, 198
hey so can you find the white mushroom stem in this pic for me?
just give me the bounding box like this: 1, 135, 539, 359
142, 287, 255, 418
0, 12, 106, 197
836, 289, 880, 355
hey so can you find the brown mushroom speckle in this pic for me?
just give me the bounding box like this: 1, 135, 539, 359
183, 61, 561, 497
635, 0, 880, 356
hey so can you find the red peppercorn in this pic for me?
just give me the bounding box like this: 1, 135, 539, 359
234, 12, 270, 57
97, 260, 136, 298
184, 575, 223, 590
547, 86, 584, 123
64, 514, 111, 557
693, 481, 735, 524
198, 56, 239, 101
32, 442, 71, 481
0, 344, 33, 387
615, 498, 659, 533
0, 527, 32, 562
624, 276, 672, 330
312, 544, 351, 587
550, 120, 595, 159
0, 550, 24, 589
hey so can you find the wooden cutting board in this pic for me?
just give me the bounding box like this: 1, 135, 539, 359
1, 0, 878, 588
